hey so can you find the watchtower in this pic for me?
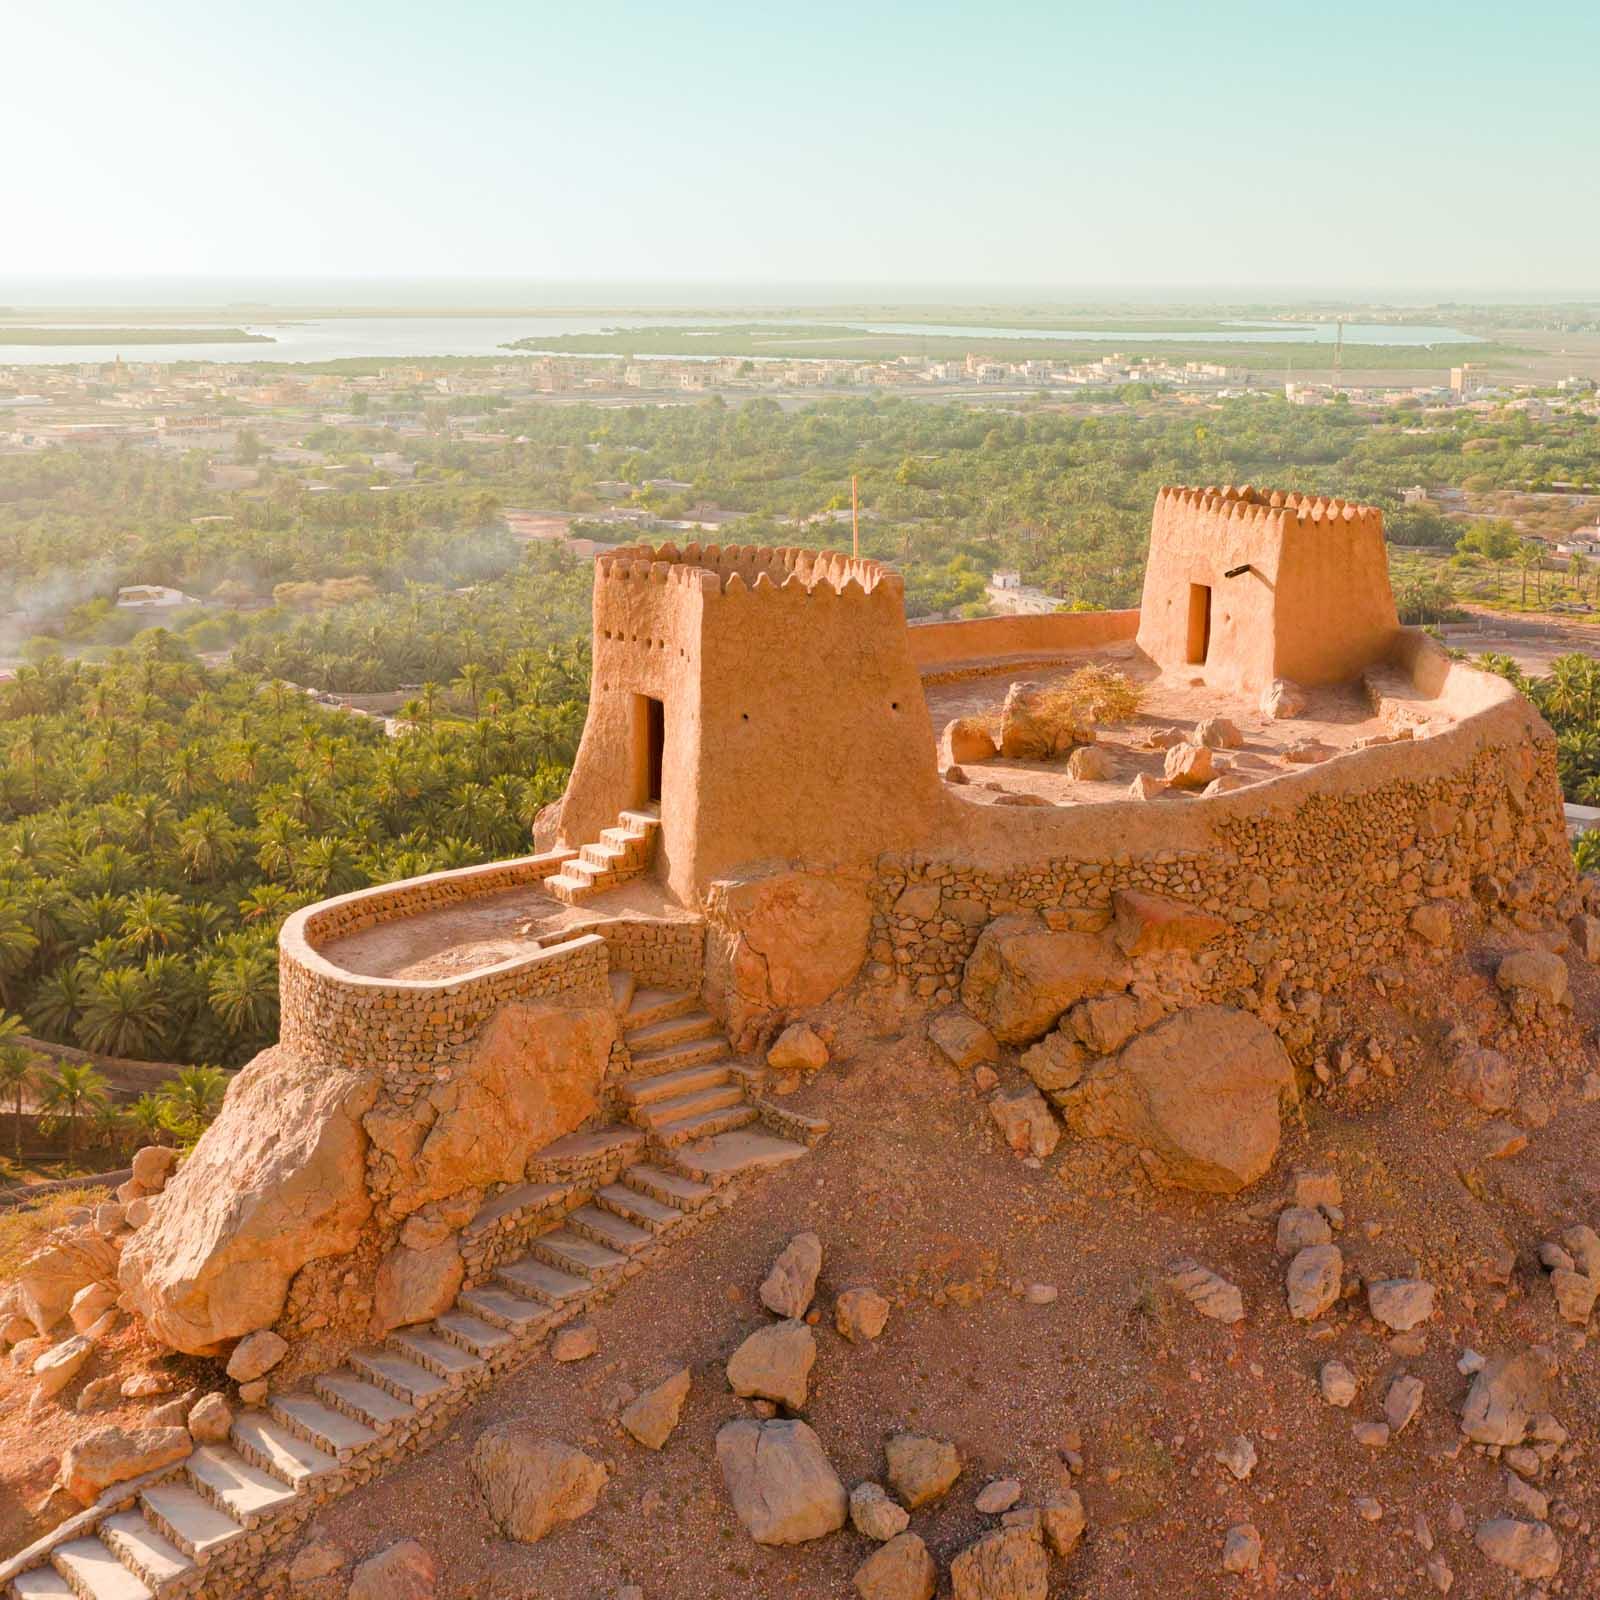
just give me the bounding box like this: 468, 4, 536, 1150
1135, 485, 1399, 697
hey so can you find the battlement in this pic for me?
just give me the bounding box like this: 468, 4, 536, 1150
596, 541, 901, 599
1156, 483, 1384, 540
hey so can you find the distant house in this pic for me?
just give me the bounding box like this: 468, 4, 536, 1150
1401, 485, 1431, 506
116, 585, 195, 611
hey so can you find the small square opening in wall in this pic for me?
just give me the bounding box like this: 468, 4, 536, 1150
1187, 583, 1212, 665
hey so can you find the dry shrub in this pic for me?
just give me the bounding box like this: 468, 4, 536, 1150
1034, 665, 1145, 737
0, 1186, 103, 1278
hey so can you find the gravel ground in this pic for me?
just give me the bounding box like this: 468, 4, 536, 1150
300, 948, 1600, 1599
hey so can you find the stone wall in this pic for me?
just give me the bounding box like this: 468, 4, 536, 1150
908, 608, 1140, 684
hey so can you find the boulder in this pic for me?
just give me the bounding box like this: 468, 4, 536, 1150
705, 869, 872, 1047
943, 717, 999, 766
850, 1481, 910, 1542
999, 682, 1057, 760
928, 1011, 999, 1072
1223, 1524, 1263, 1573
988, 1086, 1060, 1160
760, 1233, 823, 1319
1162, 742, 1215, 789
1018, 1030, 1087, 1096
1320, 1361, 1358, 1407
16, 1232, 118, 1338
1367, 1278, 1434, 1332
118, 1046, 380, 1354
347, 1539, 438, 1600
469, 1424, 608, 1543
1111, 889, 1227, 957
1065, 745, 1112, 781
188, 1393, 233, 1445
716, 1418, 847, 1545
1069, 991, 1162, 1055
1042, 1492, 1086, 1555
1276, 1206, 1332, 1256
960, 915, 1129, 1045
69, 1283, 117, 1335
59, 1425, 191, 1506
854, 1531, 936, 1600
1260, 678, 1306, 719
387, 1000, 617, 1216
130, 1145, 178, 1191
1286, 1245, 1343, 1321
1474, 1518, 1560, 1580
32, 1334, 95, 1399
726, 1319, 815, 1409
1058, 1006, 1295, 1194
1410, 904, 1452, 948
835, 1286, 891, 1344
1195, 715, 1243, 749
1386, 1375, 1425, 1434
885, 1433, 961, 1509
551, 1321, 599, 1363
1461, 1350, 1554, 1447
949, 1525, 1048, 1600
373, 1240, 464, 1336
1127, 773, 1167, 801
1496, 950, 1568, 1007
767, 1024, 828, 1075
619, 1367, 690, 1450
1166, 1259, 1245, 1324
287, 1538, 347, 1588
1448, 1047, 1516, 1111
226, 1329, 288, 1383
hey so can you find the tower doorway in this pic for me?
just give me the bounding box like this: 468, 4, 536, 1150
636, 694, 664, 804
1187, 583, 1212, 665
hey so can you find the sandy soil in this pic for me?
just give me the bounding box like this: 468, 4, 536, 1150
924, 648, 1427, 808
289, 938, 1600, 1600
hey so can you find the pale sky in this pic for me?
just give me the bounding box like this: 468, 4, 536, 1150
6, 0, 1598, 294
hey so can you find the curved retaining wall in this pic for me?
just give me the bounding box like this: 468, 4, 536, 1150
908, 608, 1140, 681
279, 851, 610, 1092
870, 634, 1576, 1004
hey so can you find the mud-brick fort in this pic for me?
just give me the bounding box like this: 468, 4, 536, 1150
2, 484, 1581, 1599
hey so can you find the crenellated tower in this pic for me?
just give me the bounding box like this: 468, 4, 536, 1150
1135, 484, 1399, 696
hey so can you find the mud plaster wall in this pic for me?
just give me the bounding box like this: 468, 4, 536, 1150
556, 542, 944, 900
1135, 486, 1398, 697
907, 609, 1141, 676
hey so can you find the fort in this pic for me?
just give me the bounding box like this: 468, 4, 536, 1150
1, 485, 1587, 1599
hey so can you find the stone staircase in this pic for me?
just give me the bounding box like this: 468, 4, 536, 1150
545, 808, 660, 906
3, 975, 816, 1600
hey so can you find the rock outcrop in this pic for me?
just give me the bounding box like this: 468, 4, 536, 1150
961, 916, 1128, 1045
118, 1047, 380, 1354
1057, 1005, 1296, 1192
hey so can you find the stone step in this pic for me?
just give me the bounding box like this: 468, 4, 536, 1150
12, 1569, 75, 1600
138, 1482, 244, 1564
566, 1204, 654, 1254
545, 872, 597, 905
617, 808, 660, 834
599, 826, 651, 861
494, 1257, 591, 1306
580, 840, 630, 871
457, 1284, 552, 1333
608, 968, 637, 1016
348, 1349, 448, 1406
462, 1182, 568, 1245
185, 1445, 297, 1528
530, 1229, 627, 1278
623, 1010, 720, 1053
653, 1102, 760, 1149
98, 1513, 191, 1593
629, 1036, 728, 1075
267, 1393, 378, 1460
632, 1082, 744, 1131
388, 1327, 486, 1381
617, 1060, 732, 1108
624, 987, 699, 1030
312, 1371, 416, 1432
432, 1310, 514, 1359
675, 1128, 810, 1180
51, 1539, 150, 1600
529, 1125, 645, 1180
593, 1182, 683, 1232
230, 1412, 339, 1489
623, 1164, 715, 1210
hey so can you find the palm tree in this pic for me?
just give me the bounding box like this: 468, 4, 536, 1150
175, 805, 240, 880
39, 1062, 111, 1157
158, 1065, 228, 1133
78, 967, 170, 1059
125, 1092, 168, 1148
119, 888, 186, 955
28, 964, 90, 1040
208, 951, 277, 1042
0, 1013, 43, 1161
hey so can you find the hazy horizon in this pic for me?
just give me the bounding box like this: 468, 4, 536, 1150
10, 1, 1600, 294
